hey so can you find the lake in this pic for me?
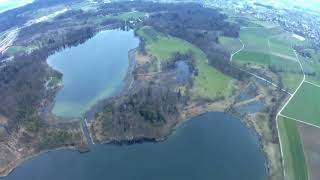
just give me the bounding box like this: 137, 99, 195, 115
47, 29, 139, 118
3, 112, 266, 180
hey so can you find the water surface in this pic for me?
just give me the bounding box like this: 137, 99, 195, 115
47, 29, 139, 118
176, 61, 190, 83
235, 100, 265, 115
3, 112, 266, 180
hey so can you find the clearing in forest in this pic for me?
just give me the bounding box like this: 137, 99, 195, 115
137, 26, 234, 99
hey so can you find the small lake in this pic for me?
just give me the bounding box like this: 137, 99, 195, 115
176, 61, 190, 83
47, 29, 139, 118
3, 112, 266, 180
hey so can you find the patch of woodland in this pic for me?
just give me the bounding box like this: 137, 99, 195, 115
93, 85, 186, 141
113, 2, 250, 80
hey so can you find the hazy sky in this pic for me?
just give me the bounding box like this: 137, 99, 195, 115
255, 0, 320, 11
0, 0, 34, 13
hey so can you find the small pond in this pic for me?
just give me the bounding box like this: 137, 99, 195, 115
176, 61, 191, 83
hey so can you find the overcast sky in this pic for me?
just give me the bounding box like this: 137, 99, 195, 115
0, 0, 34, 13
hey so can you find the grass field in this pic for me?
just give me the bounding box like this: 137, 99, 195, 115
232, 26, 303, 91
269, 34, 298, 59
229, 18, 311, 180
5, 45, 36, 56
227, 16, 277, 28
300, 49, 320, 85
281, 73, 304, 92
239, 27, 281, 52
233, 51, 271, 66
113, 11, 147, 21
282, 82, 320, 126
278, 116, 309, 180
137, 26, 195, 61
137, 26, 234, 99
271, 56, 301, 72
192, 49, 234, 99
229, 18, 262, 28
218, 36, 242, 54
251, 20, 278, 28
233, 27, 281, 67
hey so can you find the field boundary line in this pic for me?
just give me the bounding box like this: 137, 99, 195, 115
277, 49, 306, 116
230, 36, 292, 95
279, 114, 320, 129
305, 80, 320, 88
230, 38, 244, 62
275, 43, 307, 180
278, 113, 312, 180
275, 113, 286, 179
232, 23, 312, 180
268, 34, 299, 62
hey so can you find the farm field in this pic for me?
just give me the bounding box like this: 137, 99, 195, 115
299, 49, 320, 85
137, 26, 234, 99
137, 26, 195, 61
232, 26, 303, 91
228, 16, 277, 28
113, 11, 147, 21
192, 49, 234, 99
278, 116, 308, 180
233, 51, 271, 66
225, 15, 317, 180
269, 34, 298, 60
281, 73, 304, 92
237, 27, 281, 53
218, 36, 242, 54
298, 122, 320, 180
282, 82, 320, 126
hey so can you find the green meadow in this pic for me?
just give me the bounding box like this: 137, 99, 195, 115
232, 26, 303, 91
137, 26, 234, 99
5, 45, 36, 56
281, 73, 304, 92
233, 51, 271, 66
113, 11, 147, 21
282, 82, 320, 126
278, 116, 308, 180
300, 49, 320, 85
218, 36, 243, 54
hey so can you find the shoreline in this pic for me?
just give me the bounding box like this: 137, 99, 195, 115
84, 48, 137, 121
0, 108, 271, 178
0, 36, 277, 180
0, 145, 79, 178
